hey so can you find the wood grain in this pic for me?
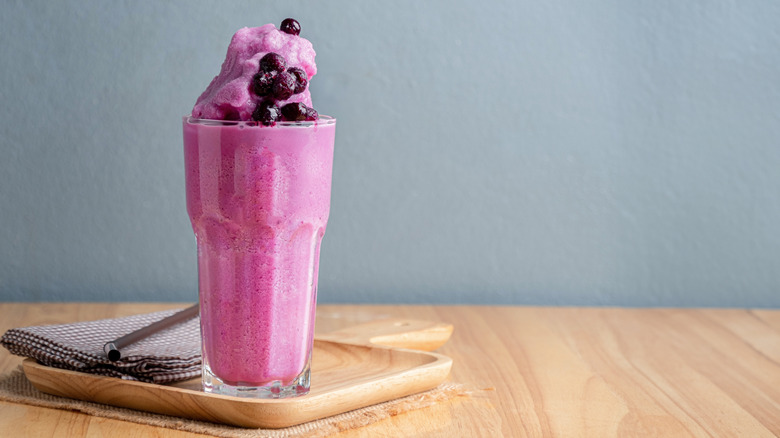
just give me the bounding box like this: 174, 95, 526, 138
2, 303, 780, 437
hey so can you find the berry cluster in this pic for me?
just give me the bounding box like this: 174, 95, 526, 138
250, 19, 318, 125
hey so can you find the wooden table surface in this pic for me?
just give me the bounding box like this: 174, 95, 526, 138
0, 303, 779, 437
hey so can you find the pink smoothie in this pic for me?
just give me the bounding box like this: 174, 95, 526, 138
183, 117, 335, 388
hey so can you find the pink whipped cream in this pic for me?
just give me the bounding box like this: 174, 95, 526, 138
192, 24, 317, 121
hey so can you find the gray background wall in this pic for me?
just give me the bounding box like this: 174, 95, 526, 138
2, 1, 779, 307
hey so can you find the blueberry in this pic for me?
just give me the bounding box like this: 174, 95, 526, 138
287, 67, 308, 94
272, 71, 297, 100
259, 52, 287, 74
304, 106, 318, 121
252, 101, 281, 126
281, 102, 307, 121
280, 18, 301, 36
251, 71, 275, 97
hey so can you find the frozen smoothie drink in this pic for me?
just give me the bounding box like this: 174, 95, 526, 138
183, 20, 334, 397
184, 117, 335, 397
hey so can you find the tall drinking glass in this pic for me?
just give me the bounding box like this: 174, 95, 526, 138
183, 116, 336, 398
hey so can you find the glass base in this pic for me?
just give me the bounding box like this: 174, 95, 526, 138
202, 364, 311, 398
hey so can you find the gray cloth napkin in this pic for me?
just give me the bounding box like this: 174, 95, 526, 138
0, 308, 201, 384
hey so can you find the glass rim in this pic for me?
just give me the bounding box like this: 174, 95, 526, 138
184, 115, 335, 127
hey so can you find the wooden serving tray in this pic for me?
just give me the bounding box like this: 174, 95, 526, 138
22, 318, 453, 429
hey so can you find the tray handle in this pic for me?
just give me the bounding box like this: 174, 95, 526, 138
317, 318, 454, 351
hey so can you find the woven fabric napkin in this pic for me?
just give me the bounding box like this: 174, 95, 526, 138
0, 308, 200, 384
